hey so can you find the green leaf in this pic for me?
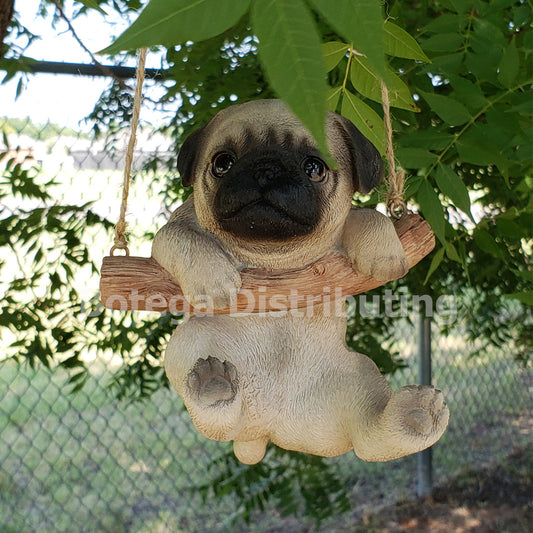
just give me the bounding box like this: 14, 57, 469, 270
449, 0, 470, 15
498, 37, 519, 88
326, 86, 342, 111
420, 92, 471, 126
76, 0, 107, 14
456, 125, 510, 170
473, 229, 506, 260
445, 242, 462, 263
401, 130, 453, 151
61, 354, 83, 369
383, 21, 430, 62
471, 19, 506, 56
100, 0, 251, 54
504, 292, 533, 305
465, 52, 500, 84
322, 42, 349, 71
252, 0, 328, 156
395, 147, 437, 168
513, 4, 531, 26
513, 269, 533, 283
404, 174, 423, 197
309, 0, 387, 78
422, 13, 463, 34
434, 163, 473, 220
341, 90, 385, 155
417, 179, 445, 245
350, 57, 419, 112
422, 33, 464, 53
449, 75, 488, 114
495, 217, 523, 239
424, 246, 445, 284
431, 52, 464, 72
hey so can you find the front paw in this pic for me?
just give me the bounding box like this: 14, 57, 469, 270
342, 209, 409, 282
354, 249, 408, 282
179, 258, 242, 310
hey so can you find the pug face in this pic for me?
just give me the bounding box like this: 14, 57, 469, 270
176, 99, 383, 266
210, 134, 327, 241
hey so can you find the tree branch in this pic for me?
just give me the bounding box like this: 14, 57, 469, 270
50, 0, 130, 90
0, 0, 15, 53
99, 214, 435, 314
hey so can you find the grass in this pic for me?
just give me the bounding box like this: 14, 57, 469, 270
0, 360, 224, 532
0, 339, 531, 533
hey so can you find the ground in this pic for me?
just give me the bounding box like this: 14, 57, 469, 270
348, 444, 533, 532
261, 444, 532, 533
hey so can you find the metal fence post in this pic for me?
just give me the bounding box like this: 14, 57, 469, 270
417, 311, 433, 498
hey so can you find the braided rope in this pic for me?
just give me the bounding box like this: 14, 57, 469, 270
380, 80, 406, 219
110, 47, 148, 256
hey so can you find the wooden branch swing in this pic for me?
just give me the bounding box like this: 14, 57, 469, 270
99, 49, 435, 314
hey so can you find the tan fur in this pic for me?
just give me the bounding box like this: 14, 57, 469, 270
152, 100, 449, 464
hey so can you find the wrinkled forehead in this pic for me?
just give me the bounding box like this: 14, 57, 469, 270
201, 100, 320, 158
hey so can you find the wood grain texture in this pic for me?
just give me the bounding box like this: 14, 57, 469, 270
99, 213, 434, 314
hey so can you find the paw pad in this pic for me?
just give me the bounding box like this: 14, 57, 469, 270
187, 356, 238, 406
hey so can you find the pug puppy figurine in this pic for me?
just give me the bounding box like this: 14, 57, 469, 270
152, 99, 449, 465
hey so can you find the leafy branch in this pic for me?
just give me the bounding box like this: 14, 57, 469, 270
424, 79, 533, 181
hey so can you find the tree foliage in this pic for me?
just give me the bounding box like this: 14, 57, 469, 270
100, 0, 532, 352
1, 0, 532, 525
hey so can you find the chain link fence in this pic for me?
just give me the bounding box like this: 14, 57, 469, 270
1, 84, 532, 532
1, 322, 530, 532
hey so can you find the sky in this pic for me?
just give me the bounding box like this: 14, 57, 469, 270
0, 1, 173, 260
0, 0, 164, 130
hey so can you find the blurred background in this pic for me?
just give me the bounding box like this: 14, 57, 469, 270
1, 1, 531, 531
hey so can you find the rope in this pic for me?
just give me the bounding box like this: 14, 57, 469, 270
107, 53, 403, 252
110, 47, 148, 256
380, 80, 406, 219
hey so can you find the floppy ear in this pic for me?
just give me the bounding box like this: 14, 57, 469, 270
177, 128, 205, 187
328, 113, 383, 194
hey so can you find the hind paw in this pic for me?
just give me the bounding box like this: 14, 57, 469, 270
186, 356, 239, 406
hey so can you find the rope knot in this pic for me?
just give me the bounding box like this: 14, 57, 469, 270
110, 221, 130, 256
381, 81, 406, 219
386, 169, 406, 219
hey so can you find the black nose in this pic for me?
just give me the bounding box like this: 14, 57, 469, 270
254, 159, 284, 188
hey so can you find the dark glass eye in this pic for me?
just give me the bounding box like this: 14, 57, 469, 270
302, 157, 328, 182
212, 152, 236, 177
